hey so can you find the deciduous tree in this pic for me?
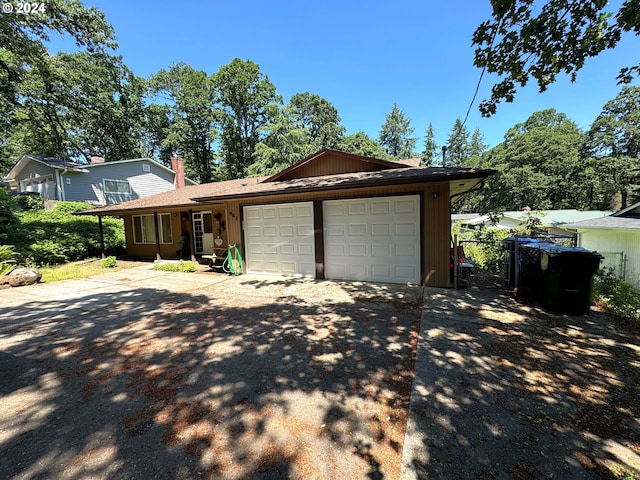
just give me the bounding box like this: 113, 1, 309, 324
473, 0, 639, 116
213, 58, 280, 179
585, 86, 640, 208
148, 62, 217, 182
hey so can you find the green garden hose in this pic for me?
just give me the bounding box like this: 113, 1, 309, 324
222, 244, 243, 275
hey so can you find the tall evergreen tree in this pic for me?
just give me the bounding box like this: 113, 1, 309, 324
378, 103, 417, 159
421, 123, 438, 166
445, 118, 471, 167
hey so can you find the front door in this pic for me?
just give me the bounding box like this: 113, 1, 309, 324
192, 211, 214, 254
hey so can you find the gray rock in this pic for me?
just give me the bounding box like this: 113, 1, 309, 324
8, 267, 42, 287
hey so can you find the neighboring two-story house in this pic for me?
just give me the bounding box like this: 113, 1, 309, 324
3, 154, 195, 206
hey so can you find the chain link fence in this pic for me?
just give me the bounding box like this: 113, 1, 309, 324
453, 233, 577, 290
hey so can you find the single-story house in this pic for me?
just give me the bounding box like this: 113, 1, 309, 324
563, 201, 640, 288
79, 149, 494, 287
460, 209, 612, 235
3, 154, 196, 206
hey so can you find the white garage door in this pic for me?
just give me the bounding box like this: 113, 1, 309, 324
324, 195, 421, 284
244, 202, 315, 277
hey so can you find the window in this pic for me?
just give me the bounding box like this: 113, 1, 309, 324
133, 214, 173, 244
104, 179, 131, 194
142, 163, 151, 172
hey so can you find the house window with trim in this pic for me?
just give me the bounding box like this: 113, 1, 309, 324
104, 179, 131, 194
133, 214, 173, 244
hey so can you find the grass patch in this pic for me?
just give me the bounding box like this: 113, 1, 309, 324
40, 258, 146, 283
153, 260, 197, 273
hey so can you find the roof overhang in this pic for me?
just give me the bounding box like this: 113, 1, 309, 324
193, 167, 495, 203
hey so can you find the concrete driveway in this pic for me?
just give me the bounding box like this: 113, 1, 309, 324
2, 266, 639, 479
0, 266, 423, 479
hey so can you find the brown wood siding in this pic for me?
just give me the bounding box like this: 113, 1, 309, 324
220, 182, 452, 287
275, 152, 388, 180
421, 183, 451, 287
122, 183, 453, 286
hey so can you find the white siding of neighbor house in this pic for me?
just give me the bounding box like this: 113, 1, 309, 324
577, 229, 640, 289
63, 160, 175, 205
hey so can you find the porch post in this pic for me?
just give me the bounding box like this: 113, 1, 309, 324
188, 209, 197, 262
98, 215, 106, 259
153, 212, 161, 260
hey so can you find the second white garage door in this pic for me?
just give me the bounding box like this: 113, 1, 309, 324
324, 195, 421, 284
244, 202, 315, 277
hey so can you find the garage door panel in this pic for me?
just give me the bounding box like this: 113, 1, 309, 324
349, 224, 367, 235
298, 243, 314, 256
396, 223, 416, 236
371, 224, 390, 236
244, 202, 315, 278
370, 202, 390, 214
372, 244, 392, 257
280, 225, 295, 236
348, 203, 367, 215
395, 199, 417, 213
326, 224, 346, 236
324, 195, 420, 284
349, 244, 368, 256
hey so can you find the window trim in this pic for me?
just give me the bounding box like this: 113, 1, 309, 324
103, 178, 131, 194
132, 213, 173, 244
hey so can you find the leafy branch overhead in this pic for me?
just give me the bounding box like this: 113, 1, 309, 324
473, 0, 639, 116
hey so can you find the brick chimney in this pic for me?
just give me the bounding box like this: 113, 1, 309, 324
171, 155, 185, 189
90, 156, 105, 164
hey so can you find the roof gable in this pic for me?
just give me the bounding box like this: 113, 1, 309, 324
263, 149, 410, 183
6, 154, 86, 179
613, 200, 640, 218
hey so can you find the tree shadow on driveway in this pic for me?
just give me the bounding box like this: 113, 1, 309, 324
0, 278, 423, 479
405, 287, 640, 480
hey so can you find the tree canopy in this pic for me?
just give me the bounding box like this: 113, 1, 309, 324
473, 0, 639, 116
585, 86, 640, 208
378, 103, 417, 159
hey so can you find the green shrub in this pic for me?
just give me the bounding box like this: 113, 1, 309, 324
101, 256, 117, 268
0, 244, 18, 275
13, 192, 43, 211
0, 188, 19, 244
12, 201, 125, 266
594, 268, 640, 323
154, 260, 197, 273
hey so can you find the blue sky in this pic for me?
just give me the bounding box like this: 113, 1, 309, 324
50, 0, 638, 153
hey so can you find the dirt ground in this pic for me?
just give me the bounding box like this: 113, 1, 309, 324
0, 272, 423, 479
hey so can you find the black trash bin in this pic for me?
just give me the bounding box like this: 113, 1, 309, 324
537, 245, 603, 315
504, 237, 550, 288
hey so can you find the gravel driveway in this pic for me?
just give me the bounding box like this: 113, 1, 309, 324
0, 268, 423, 479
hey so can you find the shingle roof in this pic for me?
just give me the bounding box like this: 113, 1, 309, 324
78, 165, 494, 216
77, 176, 267, 215
193, 165, 493, 202
562, 216, 640, 230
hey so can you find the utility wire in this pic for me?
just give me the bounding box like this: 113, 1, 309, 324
441, 17, 502, 166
